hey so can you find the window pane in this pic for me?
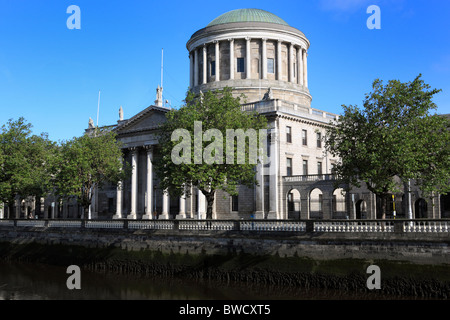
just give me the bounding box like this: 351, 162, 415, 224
316, 132, 321, 148
318, 161, 322, 175
287, 158, 292, 176
210, 61, 215, 76
302, 130, 307, 145
232, 195, 239, 211
237, 58, 245, 72
286, 126, 292, 143
267, 58, 274, 74
303, 160, 308, 175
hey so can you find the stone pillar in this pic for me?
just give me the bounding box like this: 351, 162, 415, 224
246, 37, 251, 79
197, 189, 206, 219
214, 41, 220, 81
143, 146, 153, 219
176, 186, 186, 219
202, 44, 207, 84
189, 52, 194, 88
255, 160, 264, 219
289, 43, 294, 83
261, 38, 267, 79
301, 194, 310, 219
113, 181, 123, 219
298, 47, 303, 86
160, 191, 170, 219
277, 40, 282, 81
268, 128, 279, 219
229, 39, 234, 80
194, 48, 199, 86
303, 49, 308, 88
127, 147, 138, 219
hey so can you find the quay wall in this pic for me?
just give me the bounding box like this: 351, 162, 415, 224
0, 225, 449, 298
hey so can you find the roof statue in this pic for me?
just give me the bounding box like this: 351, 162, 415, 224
119, 106, 124, 121
262, 88, 273, 101
155, 85, 163, 107
88, 117, 95, 128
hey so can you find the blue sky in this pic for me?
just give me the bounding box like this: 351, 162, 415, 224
1, 0, 449, 142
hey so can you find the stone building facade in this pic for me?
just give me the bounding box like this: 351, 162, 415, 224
1, 9, 447, 220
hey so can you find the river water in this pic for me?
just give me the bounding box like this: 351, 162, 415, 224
0, 261, 432, 300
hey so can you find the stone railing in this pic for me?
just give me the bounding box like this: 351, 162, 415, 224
283, 174, 336, 182
1, 218, 449, 234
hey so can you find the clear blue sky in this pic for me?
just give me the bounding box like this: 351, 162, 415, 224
1, 0, 449, 142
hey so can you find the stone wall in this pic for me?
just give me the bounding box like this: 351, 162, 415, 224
1, 226, 448, 298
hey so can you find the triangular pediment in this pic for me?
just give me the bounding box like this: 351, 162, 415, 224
115, 105, 170, 135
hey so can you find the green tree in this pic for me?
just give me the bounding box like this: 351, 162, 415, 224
55, 128, 129, 219
154, 87, 268, 219
0, 118, 57, 217
325, 74, 450, 219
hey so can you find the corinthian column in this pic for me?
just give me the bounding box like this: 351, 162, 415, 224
261, 38, 267, 79
143, 146, 153, 219
194, 48, 199, 86
176, 184, 187, 219
202, 44, 207, 84
303, 49, 308, 88
298, 47, 304, 86
229, 39, 234, 80
189, 52, 194, 88
246, 37, 251, 79
289, 43, 294, 83
127, 147, 138, 219
113, 181, 123, 219
160, 191, 170, 219
277, 40, 282, 81
214, 40, 220, 81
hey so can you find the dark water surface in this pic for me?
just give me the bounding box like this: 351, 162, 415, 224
0, 261, 430, 300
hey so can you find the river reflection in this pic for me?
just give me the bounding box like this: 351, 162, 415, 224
0, 261, 426, 300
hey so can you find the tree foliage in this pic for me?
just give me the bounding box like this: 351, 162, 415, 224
154, 87, 268, 219
0, 118, 57, 213
325, 74, 450, 218
54, 128, 129, 218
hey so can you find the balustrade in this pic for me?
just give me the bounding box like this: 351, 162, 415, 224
0, 218, 448, 234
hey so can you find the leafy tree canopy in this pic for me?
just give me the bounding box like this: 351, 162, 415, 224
54, 128, 129, 218
326, 74, 450, 218
155, 87, 268, 219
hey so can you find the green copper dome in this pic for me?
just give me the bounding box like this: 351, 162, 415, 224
207, 9, 289, 27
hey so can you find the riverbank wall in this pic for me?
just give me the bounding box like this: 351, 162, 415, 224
0, 225, 449, 298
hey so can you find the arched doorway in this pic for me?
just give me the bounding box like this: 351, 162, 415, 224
356, 199, 367, 219
287, 189, 301, 219
332, 188, 346, 219
441, 193, 450, 218
415, 198, 427, 218
310, 188, 323, 219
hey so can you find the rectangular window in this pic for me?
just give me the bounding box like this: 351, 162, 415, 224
210, 61, 216, 76
231, 195, 239, 212
293, 62, 296, 77
316, 132, 322, 148
302, 129, 307, 146
237, 58, 245, 73
267, 58, 274, 74
287, 158, 292, 176
303, 160, 308, 175
318, 161, 322, 175
286, 126, 292, 143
